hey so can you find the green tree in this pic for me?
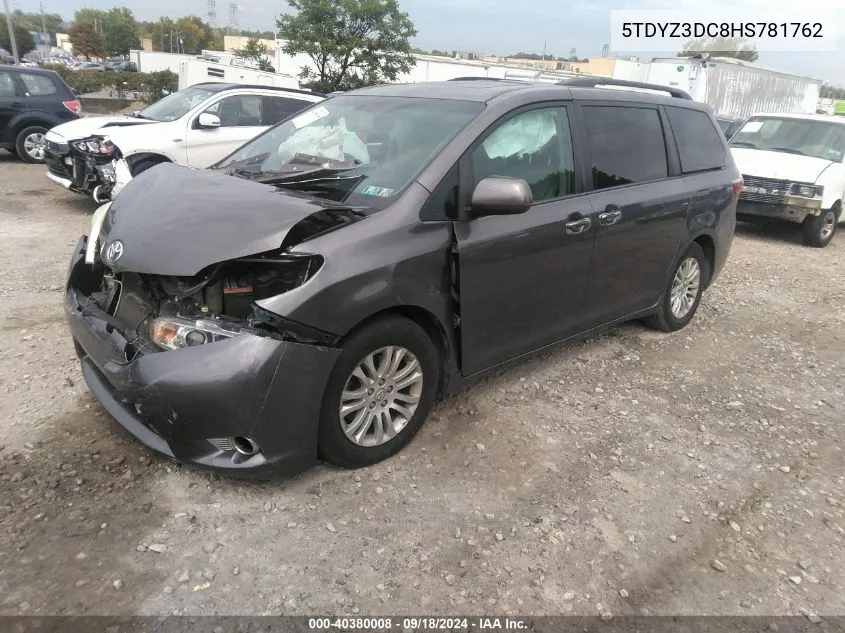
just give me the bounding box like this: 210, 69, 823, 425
11, 10, 64, 34
678, 37, 759, 62
277, 0, 417, 92
75, 8, 139, 56
0, 20, 36, 55
235, 37, 275, 71
69, 20, 107, 59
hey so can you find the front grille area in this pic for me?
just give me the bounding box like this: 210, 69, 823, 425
47, 140, 68, 154
47, 161, 70, 178
739, 175, 791, 205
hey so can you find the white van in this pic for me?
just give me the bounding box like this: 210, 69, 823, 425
729, 113, 845, 247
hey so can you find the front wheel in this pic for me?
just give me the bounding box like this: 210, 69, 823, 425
643, 242, 709, 332
802, 208, 838, 248
15, 126, 48, 163
318, 316, 439, 468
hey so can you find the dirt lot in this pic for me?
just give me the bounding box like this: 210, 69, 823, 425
0, 153, 843, 618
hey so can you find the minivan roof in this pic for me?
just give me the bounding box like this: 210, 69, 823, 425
350, 79, 714, 111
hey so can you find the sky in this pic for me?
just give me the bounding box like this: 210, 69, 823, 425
20, 0, 845, 85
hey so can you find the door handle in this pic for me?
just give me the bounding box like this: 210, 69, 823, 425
598, 209, 622, 226
565, 217, 592, 235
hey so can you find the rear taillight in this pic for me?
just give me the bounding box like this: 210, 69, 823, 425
732, 178, 743, 197
62, 100, 81, 116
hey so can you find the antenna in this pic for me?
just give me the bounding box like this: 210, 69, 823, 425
228, 2, 238, 32
207, 0, 216, 27
601, 43, 609, 57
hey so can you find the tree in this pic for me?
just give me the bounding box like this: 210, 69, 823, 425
235, 37, 275, 71
102, 8, 140, 56
678, 37, 758, 62
69, 21, 107, 59
11, 10, 64, 34
277, 0, 417, 92
0, 20, 36, 56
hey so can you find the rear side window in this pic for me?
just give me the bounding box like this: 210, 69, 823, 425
0, 71, 17, 97
263, 96, 311, 126
667, 107, 726, 173
20, 73, 58, 96
582, 106, 668, 190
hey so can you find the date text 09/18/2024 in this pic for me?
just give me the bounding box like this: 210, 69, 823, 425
307, 617, 529, 630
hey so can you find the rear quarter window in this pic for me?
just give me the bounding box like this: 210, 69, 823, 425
667, 107, 726, 173
20, 73, 59, 96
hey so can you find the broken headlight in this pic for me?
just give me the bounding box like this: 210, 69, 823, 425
71, 136, 117, 156
150, 317, 243, 350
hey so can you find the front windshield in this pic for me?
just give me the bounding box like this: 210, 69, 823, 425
139, 86, 216, 122
215, 95, 483, 206
730, 116, 845, 162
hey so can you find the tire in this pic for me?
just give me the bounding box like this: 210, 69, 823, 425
15, 125, 48, 163
318, 316, 439, 468
643, 242, 709, 332
130, 156, 168, 176
802, 207, 838, 248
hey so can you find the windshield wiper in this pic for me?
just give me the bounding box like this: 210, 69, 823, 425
131, 111, 151, 120
730, 141, 759, 149
255, 165, 362, 184
771, 147, 806, 156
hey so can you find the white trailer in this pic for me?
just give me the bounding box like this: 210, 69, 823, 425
644, 57, 821, 118
176, 58, 300, 90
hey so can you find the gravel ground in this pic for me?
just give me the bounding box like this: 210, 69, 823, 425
0, 153, 843, 618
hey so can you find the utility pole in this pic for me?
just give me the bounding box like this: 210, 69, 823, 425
39, 1, 48, 48
3, 0, 20, 63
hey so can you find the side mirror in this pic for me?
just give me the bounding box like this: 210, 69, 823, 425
470, 177, 533, 216
197, 112, 221, 129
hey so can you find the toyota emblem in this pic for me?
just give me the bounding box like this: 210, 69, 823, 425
104, 240, 124, 264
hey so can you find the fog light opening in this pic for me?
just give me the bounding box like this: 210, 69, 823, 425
233, 436, 259, 456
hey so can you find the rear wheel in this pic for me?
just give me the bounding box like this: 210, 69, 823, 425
15, 126, 48, 163
318, 316, 439, 468
802, 207, 838, 248
643, 242, 708, 332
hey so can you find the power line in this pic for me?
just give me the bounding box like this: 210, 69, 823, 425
207, 0, 216, 27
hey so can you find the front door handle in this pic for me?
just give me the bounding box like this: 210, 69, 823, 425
598, 209, 622, 226
565, 217, 592, 235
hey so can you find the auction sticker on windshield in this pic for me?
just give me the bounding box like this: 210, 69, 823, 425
361, 186, 394, 197
292, 105, 330, 129
740, 121, 764, 133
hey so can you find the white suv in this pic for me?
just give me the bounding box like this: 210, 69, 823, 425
730, 113, 845, 247
43, 83, 325, 201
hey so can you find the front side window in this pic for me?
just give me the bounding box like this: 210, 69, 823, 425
263, 96, 312, 126
20, 73, 58, 96
204, 95, 264, 127
138, 86, 216, 122
582, 106, 668, 190
0, 72, 17, 97
730, 116, 845, 162
471, 107, 574, 203
216, 95, 482, 208
667, 107, 726, 173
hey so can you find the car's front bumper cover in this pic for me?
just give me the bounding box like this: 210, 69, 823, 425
65, 236, 341, 477
736, 199, 821, 224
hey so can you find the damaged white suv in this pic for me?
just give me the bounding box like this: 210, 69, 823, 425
43, 82, 324, 201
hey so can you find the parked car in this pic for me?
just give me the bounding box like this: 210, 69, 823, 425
730, 113, 845, 247
716, 116, 744, 140
44, 82, 325, 201
65, 78, 739, 477
104, 60, 137, 72
0, 66, 80, 163
73, 62, 105, 71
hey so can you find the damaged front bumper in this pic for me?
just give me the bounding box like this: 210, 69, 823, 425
65, 236, 341, 477
45, 132, 132, 200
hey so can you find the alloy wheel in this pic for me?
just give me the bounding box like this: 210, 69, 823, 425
669, 257, 700, 319
339, 346, 424, 447
23, 132, 46, 161
820, 212, 835, 241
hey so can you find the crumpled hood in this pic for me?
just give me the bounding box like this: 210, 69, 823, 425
102, 163, 347, 277
731, 147, 833, 183
48, 115, 154, 141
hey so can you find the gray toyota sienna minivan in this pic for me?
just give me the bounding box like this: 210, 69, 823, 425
65, 78, 740, 477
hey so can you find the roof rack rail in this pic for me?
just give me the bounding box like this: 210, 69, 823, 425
556, 77, 692, 100
448, 76, 523, 82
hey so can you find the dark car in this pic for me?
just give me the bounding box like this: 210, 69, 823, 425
0, 66, 80, 162
104, 61, 138, 72
65, 78, 740, 477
